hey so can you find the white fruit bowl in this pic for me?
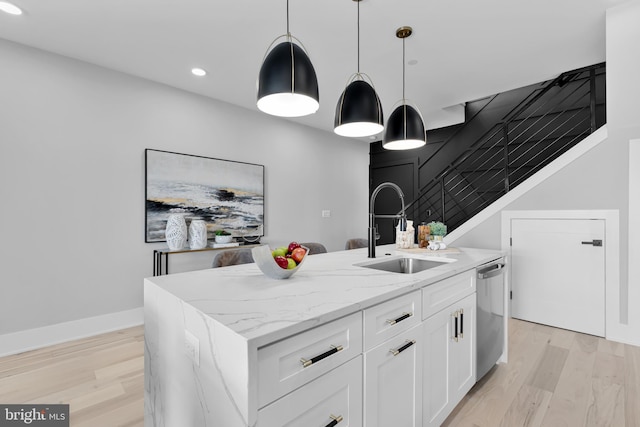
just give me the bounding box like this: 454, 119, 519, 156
251, 244, 308, 280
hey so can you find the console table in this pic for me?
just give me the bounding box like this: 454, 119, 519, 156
153, 244, 258, 276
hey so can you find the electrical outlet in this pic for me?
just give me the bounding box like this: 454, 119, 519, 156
322, 210, 331, 218
184, 330, 200, 366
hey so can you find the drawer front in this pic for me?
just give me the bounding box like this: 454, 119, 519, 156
363, 290, 421, 351
258, 311, 363, 407
258, 356, 363, 427
422, 270, 475, 320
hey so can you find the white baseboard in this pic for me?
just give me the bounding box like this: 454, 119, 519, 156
0, 308, 144, 358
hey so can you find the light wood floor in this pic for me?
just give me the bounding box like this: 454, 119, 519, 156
443, 318, 640, 427
0, 319, 639, 426
0, 326, 144, 426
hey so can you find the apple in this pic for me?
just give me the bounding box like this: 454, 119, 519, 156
272, 247, 287, 258
288, 241, 301, 253
291, 247, 307, 264
286, 258, 297, 269
274, 255, 289, 269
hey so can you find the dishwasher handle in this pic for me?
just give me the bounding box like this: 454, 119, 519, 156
477, 263, 505, 279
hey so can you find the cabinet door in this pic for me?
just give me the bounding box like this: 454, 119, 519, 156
422, 306, 453, 427
422, 293, 477, 427
450, 293, 476, 403
258, 356, 363, 427
364, 324, 422, 427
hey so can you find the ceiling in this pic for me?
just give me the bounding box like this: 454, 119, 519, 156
0, 0, 617, 141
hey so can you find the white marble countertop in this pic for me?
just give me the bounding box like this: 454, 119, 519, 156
145, 245, 504, 348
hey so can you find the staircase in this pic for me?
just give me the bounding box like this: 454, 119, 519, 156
404, 63, 606, 233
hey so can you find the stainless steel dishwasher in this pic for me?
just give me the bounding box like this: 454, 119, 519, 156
476, 259, 506, 381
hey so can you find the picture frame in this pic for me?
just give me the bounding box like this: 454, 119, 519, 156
145, 149, 264, 243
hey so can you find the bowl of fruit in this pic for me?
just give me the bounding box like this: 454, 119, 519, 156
251, 242, 309, 280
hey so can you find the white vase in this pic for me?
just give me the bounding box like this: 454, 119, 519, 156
165, 214, 187, 250
189, 218, 208, 249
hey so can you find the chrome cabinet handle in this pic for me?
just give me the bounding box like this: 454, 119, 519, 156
386, 312, 413, 325
460, 308, 464, 339
477, 263, 505, 279
390, 340, 416, 356
325, 414, 343, 427
300, 345, 343, 368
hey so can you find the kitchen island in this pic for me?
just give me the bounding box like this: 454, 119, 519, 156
144, 244, 505, 427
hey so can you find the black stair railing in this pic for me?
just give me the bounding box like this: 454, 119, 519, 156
405, 63, 605, 232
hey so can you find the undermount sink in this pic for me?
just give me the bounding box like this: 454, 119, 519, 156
356, 257, 455, 274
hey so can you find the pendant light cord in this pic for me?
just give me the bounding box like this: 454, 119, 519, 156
286, 0, 290, 38
402, 37, 406, 102
357, 0, 360, 74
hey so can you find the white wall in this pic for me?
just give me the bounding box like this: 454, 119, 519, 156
606, 0, 640, 130
448, 0, 640, 344
608, 0, 640, 342
0, 39, 369, 340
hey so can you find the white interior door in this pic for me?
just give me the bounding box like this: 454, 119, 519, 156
510, 218, 605, 336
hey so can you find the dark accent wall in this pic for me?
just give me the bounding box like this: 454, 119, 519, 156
369, 63, 606, 237
369, 125, 460, 243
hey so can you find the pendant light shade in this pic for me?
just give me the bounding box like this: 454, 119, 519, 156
333, 0, 383, 138
334, 78, 383, 137
383, 26, 426, 150
257, 40, 319, 117
257, 0, 319, 118
383, 103, 426, 150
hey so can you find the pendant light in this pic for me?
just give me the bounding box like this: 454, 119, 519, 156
334, 0, 384, 137
383, 26, 426, 150
257, 0, 319, 117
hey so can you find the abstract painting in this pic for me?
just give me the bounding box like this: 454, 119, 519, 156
145, 149, 264, 242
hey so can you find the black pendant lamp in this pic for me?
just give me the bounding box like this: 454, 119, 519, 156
334, 0, 383, 137
383, 26, 426, 150
257, 0, 319, 117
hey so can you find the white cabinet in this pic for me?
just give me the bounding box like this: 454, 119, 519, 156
364, 324, 422, 427
422, 269, 475, 319
422, 292, 476, 427
449, 293, 476, 404
146, 256, 498, 427
363, 290, 421, 351
258, 311, 363, 407
258, 356, 363, 427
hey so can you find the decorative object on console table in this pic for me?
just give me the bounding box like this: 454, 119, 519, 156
214, 229, 233, 244
145, 149, 264, 243
165, 213, 187, 250
211, 242, 240, 249
188, 217, 208, 249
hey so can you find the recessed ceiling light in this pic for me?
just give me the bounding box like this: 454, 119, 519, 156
0, 1, 22, 15
191, 68, 207, 77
